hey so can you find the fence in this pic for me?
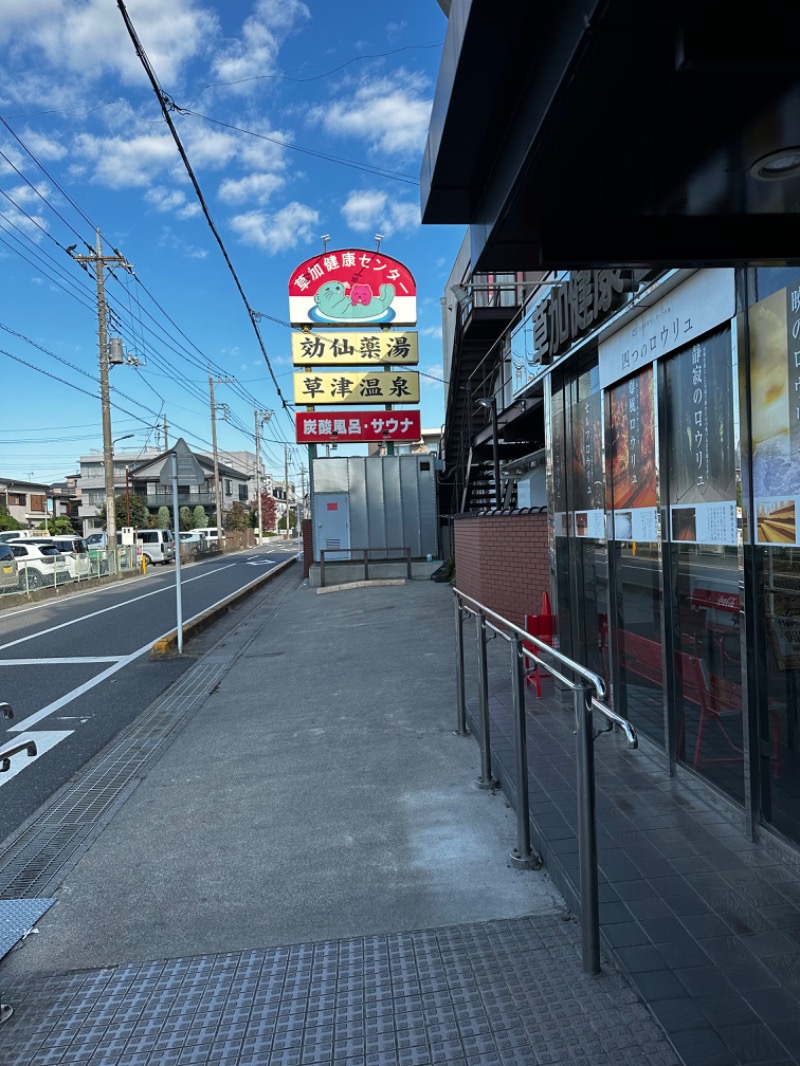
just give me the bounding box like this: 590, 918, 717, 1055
453, 586, 638, 974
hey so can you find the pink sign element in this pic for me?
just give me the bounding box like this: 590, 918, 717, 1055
289, 248, 417, 327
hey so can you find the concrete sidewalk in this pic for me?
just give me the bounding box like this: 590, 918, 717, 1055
0, 569, 679, 1065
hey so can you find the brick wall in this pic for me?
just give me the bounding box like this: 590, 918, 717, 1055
453, 512, 550, 629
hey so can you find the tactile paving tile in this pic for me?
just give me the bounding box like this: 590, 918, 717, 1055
0, 898, 54, 961
1, 916, 682, 1066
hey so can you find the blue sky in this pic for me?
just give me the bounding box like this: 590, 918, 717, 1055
0, 0, 461, 488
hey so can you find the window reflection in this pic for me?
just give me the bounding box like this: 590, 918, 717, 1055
673, 545, 745, 802
759, 548, 800, 839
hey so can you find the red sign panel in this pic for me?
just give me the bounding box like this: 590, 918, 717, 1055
296, 410, 421, 444
288, 248, 417, 327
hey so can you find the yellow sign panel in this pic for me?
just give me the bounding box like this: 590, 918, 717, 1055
292, 330, 418, 366
293, 371, 420, 406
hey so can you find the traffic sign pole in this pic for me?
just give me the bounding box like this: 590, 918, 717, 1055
170, 449, 184, 655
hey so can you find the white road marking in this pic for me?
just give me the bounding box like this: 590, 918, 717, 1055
0, 564, 237, 654
8, 640, 155, 732
5, 557, 289, 733
0, 657, 122, 666
0, 730, 73, 785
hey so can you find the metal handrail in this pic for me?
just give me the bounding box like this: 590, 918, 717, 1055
319, 547, 412, 587
0, 740, 37, 772
456, 587, 607, 701
452, 585, 638, 975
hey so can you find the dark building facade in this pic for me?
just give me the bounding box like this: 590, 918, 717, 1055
423, 4, 800, 858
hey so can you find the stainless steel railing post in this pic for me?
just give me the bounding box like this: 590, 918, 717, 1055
575, 681, 601, 975
475, 609, 498, 790
509, 633, 539, 868
454, 596, 469, 737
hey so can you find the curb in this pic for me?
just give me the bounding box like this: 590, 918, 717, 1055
316, 579, 406, 595
150, 557, 297, 657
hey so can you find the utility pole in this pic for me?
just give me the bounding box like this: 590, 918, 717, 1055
208, 376, 230, 536
163, 415, 169, 451
254, 408, 272, 543
71, 231, 132, 573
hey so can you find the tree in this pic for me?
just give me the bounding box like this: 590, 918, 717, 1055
0, 506, 22, 533
192, 506, 208, 529
277, 510, 297, 531
157, 506, 171, 529
96, 493, 149, 530
261, 493, 276, 531
225, 501, 249, 531
179, 506, 192, 531
39, 516, 76, 535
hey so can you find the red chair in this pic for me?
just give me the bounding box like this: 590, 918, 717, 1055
675, 652, 781, 776
524, 591, 553, 697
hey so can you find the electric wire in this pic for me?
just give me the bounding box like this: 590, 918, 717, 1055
2, 115, 287, 443
194, 40, 444, 93
115, 0, 289, 412
180, 110, 420, 186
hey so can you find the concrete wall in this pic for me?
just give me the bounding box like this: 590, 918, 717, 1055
453, 511, 549, 630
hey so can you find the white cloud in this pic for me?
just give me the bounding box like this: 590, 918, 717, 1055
421, 326, 443, 339
6, 182, 49, 207
212, 0, 310, 89
306, 71, 432, 159
144, 186, 200, 219
15, 129, 67, 163
0, 0, 218, 91
218, 172, 284, 206
229, 201, 319, 253
71, 131, 179, 188
341, 189, 419, 236
155, 225, 208, 259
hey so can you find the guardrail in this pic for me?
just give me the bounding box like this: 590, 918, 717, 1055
319, 547, 412, 588
453, 587, 637, 975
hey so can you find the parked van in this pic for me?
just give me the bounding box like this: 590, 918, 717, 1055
49, 535, 91, 579
136, 528, 175, 566
192, 527, 225, 549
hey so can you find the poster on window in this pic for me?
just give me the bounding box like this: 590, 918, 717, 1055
609, 365, 659, 541
570, 391, 605, 538
551, 398, 569, 537
666, 327, 738, 545
750, 284, 800, 545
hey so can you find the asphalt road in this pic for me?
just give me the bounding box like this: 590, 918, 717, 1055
0, 541, 300, 836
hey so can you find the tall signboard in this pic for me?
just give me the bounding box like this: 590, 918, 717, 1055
289, 247, 420, 447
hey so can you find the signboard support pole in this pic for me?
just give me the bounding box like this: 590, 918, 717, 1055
170, 450, 184, 655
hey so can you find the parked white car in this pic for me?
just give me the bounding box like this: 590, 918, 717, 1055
0, 543, 18, 591
13, 536, 91, 580
8, 541, 68, 589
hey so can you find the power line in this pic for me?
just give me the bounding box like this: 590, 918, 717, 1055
116, 0, 289, 412
194, 40, 444, 93
180, 110, 420, 186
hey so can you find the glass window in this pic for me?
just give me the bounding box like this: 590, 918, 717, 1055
608, 364, 665, 745
664, 326, 744, 801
